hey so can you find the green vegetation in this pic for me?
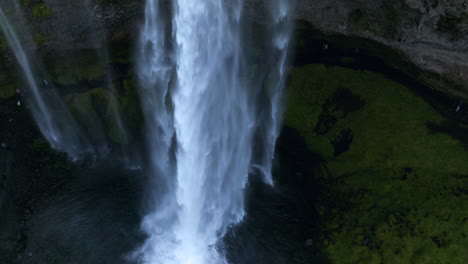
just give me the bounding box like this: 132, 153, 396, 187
0, 36, 7, 52
110, 44, 132, 64
32, 4, 53, 20
32, 31, 49, 45
285, 64, 468, 264
66, 88, 125, 143
349, 9, 366, 25
97, 0, 131, 4
47, 51, 106, 85
19, 0, 34, 7
121, 77, 143, 130
0, 83, 17, 99
30, 25, 52, 46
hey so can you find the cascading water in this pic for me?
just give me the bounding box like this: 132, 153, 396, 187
253, 0, 294, 185
135, 1, 178, 261
170, 0, 252, 262
0, 1, 90, 159
0, 0, 136, 161
135, 0, 293, 263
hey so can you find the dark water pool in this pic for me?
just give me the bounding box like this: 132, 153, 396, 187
16, 126, 326, 264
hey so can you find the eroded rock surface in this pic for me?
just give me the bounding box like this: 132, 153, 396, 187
293, 0, 468, 97
14, 0, 467, 97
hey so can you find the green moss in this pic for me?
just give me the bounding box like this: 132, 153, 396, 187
32, 4, 53, 20
67, 88, 110, 139
96, 0, 131, 4
340, 57, 358, 64
285, 64, 468, 263
0, 83, 17, 99
121, 77, 144, 132
110, 45, 131, 64
349, 9, 366, 24
32, 32, 50, 45
47, 51, 105, 85
19, 0, 33, 7
66, 87, 133, 144
0, 36, 8, 52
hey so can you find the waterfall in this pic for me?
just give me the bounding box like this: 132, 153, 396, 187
133, 0, 178, 262
135, 0, 293, 263
253, 0, 294, 185
0, 2, 91, 159
0, 0, 135, 161
170, 0, 251, 262
136, 2, 178, 261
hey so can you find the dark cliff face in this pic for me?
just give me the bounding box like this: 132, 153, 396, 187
13, 0, 142, 49
293, 0, 468, 98
2, 0, 466, 98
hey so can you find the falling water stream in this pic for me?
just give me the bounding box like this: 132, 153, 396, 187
0, 0, 133, 161
0, 1, 90, 159
1, 0, 293, 262
254, 0, 294, 185
136, 0, 293, 263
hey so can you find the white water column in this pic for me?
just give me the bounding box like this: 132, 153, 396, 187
135, 0, 293, 263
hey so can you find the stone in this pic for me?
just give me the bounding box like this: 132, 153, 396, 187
291, 0, 468, 98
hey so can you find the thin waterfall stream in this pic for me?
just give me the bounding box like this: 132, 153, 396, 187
0, 0, 133, 161
0, 2, 92, 159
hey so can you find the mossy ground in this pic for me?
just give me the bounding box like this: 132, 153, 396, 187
284, 64, 468, 264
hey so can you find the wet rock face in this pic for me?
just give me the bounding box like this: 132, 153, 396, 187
21, 0, 143, 49
294, 0, 468, 98
1, 0, 467, 95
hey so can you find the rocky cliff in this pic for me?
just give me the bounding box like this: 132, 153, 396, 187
5, 0, 466, 99
294, 0, 468, 98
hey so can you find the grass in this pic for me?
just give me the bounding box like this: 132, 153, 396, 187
284, 64, 468, 264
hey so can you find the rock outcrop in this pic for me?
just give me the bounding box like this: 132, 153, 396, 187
8, 0, 466, 98
293, 0, 468, 98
